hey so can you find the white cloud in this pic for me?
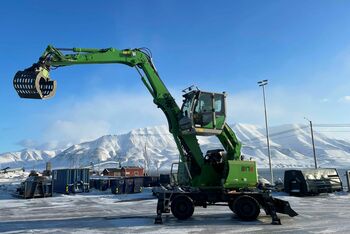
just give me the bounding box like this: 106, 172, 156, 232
19, 84, 350, 151
17, 139, 38, 149
224, 85, 350, 126
226, 88, 307, 125
34, 91, 167, 149
339, 96, 350, 103
44, 119, 110, 145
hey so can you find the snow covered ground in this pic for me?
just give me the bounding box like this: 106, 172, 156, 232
1, 172, 350, 233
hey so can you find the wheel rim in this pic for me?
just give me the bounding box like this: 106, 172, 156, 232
171, 195, 194, 220
178, 202, 188, 213
234, 196, 260, 220
241, 203, 255, 216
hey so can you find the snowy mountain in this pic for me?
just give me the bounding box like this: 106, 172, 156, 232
235, 124, 350, 168
1, 124, 350, 171
49, 125, 178, 172
0, 149, 61, 169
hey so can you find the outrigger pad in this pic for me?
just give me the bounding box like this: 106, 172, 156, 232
272, 197, 298, 217
13, 67, 56, 99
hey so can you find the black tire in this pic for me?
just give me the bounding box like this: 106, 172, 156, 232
228, 200, 235, 213
171, 195, 195, 220
233, 195, 260, 221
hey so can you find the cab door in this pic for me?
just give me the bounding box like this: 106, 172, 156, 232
213, 93, 225, 130
193, 92, 214, 129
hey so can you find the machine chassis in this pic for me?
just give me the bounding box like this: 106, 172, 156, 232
155, 185, 298, 225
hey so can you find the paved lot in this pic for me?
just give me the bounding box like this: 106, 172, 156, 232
0, 190, 349, 233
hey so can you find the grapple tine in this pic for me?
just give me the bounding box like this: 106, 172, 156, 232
13, 66, 56, 99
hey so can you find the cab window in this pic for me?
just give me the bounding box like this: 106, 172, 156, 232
195, 93, 212, 113
182, 98, 191, 117
214, 94, 224, 115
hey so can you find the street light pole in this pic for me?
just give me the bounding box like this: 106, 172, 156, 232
258, 79, 274, 184
304, 117, 317, 169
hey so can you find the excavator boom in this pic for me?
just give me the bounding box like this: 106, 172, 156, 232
13, 45, 246, 188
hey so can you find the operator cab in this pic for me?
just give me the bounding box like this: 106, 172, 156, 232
179, 86, 226, 136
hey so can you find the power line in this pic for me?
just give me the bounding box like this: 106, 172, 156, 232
240, 125, 309, 144
125, 133, 172, 136
313, 124, 350, 128
314, 130, 350, 133
241, 134, 295, 146
122, 124, 349, 144
241, 131, 311, 145
239, 123, 350, 144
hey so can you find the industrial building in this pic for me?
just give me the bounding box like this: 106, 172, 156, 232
102, 166, 144, 177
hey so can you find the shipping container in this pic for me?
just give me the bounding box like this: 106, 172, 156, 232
97, 178, 111, 191
90, 177, 120, 191
133, 177, 143, 193
159, 174, 170, 185
142, 176, 159, 187
109, 178, 118, 188
52, 168, 90, 194
124, 178, 134, 194
111, 178, 125, 194
91, 176, 144, 194
90, 178, 105, 190
142, 176, 152, 187
284, 168, 343, 196
89, 178, 95, 189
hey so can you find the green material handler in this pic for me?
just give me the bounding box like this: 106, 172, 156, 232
13, 45, 297, 224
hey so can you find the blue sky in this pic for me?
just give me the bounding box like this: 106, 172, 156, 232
1, 1, 350, 152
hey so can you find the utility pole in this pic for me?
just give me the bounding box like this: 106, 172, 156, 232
116, 151, 122, 169
258, 79, 274, 184
144, 143, 149, 175
90, 161, 94, 172
304, 117, 317, 168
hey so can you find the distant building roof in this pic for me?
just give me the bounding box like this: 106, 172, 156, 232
103, 168, 122, 173
121, 166, 143, 169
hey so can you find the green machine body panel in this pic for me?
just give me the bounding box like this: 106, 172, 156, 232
224, 160, 258, 189
177, 161, 222, 187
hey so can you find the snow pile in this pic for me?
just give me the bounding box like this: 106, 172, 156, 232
0, 124, 350, 171
0, 171, 29, 198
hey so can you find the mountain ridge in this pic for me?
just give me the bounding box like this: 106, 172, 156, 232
1, 124, 349, 170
